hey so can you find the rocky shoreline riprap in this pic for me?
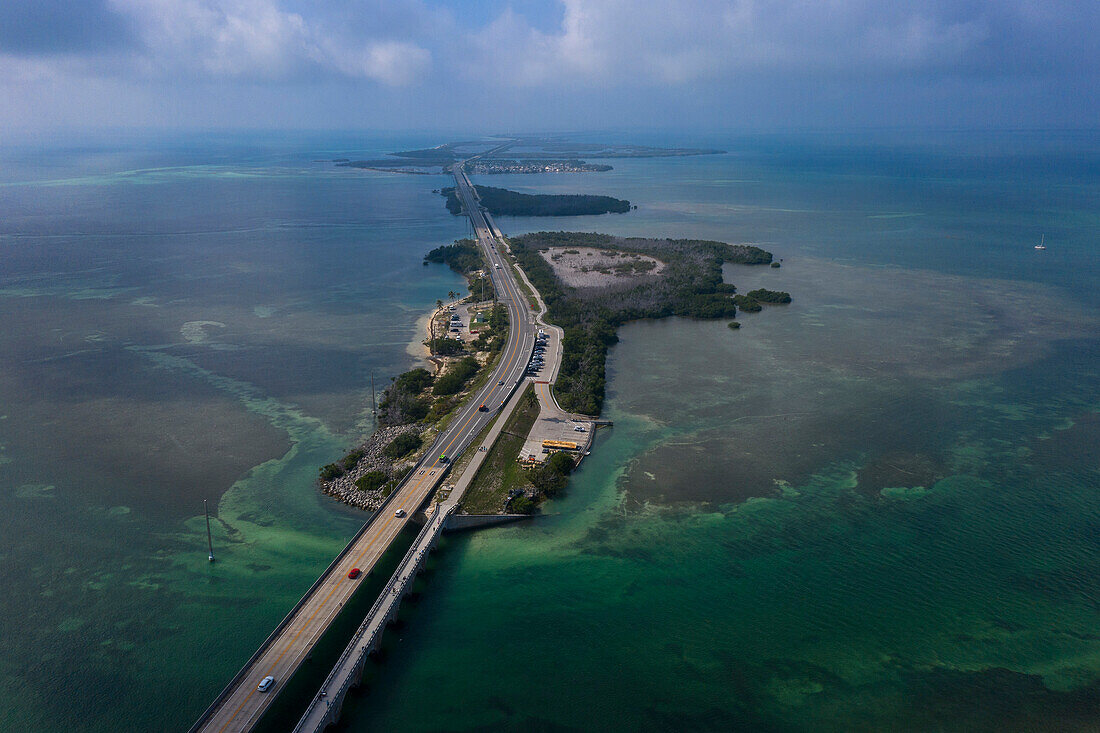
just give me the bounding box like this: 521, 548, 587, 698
319, 424, 423, 511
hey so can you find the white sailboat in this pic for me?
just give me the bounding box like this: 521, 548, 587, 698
1035, 234, 1046, 250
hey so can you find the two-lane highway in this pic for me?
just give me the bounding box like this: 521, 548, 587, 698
193, 161, 537, 733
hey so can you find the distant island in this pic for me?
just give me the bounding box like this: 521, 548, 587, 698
441, 185, 631, 217
332, 136, 726, 175
467, 159, 611, 174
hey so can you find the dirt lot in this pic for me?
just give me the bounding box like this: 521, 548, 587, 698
540, 247, 664, 289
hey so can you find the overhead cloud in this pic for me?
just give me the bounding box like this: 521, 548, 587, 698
111, 0, 317, 79
0, 0, 434, 84
325, 40, 431, 85
0, 0, 134, 55
460, 0, 1091, 86
0, 0, 1096, 131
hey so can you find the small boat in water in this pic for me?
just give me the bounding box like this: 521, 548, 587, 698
1035, 234, 1047, 250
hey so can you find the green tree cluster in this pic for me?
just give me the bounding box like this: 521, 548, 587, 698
431, 355, 481, 396
341, 449, 365, 471
319, 463, 344, 481
528, 451, 577, 500
746, 288, 792, 304
426, 337, 465, 355
443, 186, 631, 217
472, 303, 508, 352
467, 273, 495, 301
394, 368, 432, 393
507, 231, 775, 414
510, 495, 537, 514
732, 295, 763, 312
379, 368, 434, 425
424, 239, 482, 273
383, 432, 423, 459
355, 470, 389, 492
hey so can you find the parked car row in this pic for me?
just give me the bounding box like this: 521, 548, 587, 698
526, 331, 550, 376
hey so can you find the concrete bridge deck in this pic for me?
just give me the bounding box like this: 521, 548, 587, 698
191, 163, 538, 733
288, 163, 573, 732
291, 370, 540, 732
292, 502, 456, 732
194, 156, 568, 733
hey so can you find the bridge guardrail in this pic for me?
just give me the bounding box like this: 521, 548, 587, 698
187, 445, 442, 733
293, 504, 456, 732
190, 317, 506, 731
192, 163, 528, 733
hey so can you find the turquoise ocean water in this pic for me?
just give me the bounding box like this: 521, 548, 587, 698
0, 133, 468, 730
1, 131, 1098, 731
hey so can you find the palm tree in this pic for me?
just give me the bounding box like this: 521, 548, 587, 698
431, 298, 445, 354
428, 298, 443, 353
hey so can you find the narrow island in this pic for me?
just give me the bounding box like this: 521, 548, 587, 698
332, 136, 727, 175
734, 288, 792, 313
441, 185, 631, 217
467, 159, 611, 174
203, 140, 794, 733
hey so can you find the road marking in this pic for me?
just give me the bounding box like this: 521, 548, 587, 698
210, 170, 534, 732
217, 505, 411, 731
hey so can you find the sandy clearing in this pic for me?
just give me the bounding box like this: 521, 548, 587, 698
540, 247, 664, 289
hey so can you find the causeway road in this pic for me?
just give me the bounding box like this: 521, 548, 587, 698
193, 162, 537, 732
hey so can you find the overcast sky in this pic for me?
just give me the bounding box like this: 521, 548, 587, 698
2, 0, 1097, 136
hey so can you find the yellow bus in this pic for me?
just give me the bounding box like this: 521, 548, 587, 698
542, 440, 579, 451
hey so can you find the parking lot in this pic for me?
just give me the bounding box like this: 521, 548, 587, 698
519, 389, 593, 463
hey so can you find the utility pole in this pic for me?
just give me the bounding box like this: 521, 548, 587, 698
205, 499, 215, 563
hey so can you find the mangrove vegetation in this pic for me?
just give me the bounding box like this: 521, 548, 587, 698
441, 185, 631, 217
507, 231, 776, 415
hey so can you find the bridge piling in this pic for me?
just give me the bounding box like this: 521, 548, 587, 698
293, 504, 455, 733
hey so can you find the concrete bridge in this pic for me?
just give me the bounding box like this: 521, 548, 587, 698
191, 155, 543, 733
291, 502, 456, 732
290, 353, 543, 731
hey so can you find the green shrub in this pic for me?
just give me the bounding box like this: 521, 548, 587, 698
733, 295, 762, 313
384, 432, 422, 459
467, 274, 495, 301
355, 471, 388, 492
393, 368, 433, 393
546, 451, 576, 476
342, 449, 364, 471
431, 356, 480, 396
379, 367, 435, 425
424, 238, 481, 272
746, 288, 791, 304
510, 495, 536, 514
319, 463, 344, 481
487, 303, 508, 330
427, 337, 465, 356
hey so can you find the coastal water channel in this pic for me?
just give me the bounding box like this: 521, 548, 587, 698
0, 134, 466, 730
1, 132, 1098, 731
